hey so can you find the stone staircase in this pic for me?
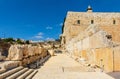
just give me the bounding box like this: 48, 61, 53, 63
0, 66, 38, 79
0, 55, 50, 79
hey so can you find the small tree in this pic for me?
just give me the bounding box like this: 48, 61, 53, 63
2, 37, 15, 44
25, 40, 30, 44
16, 38, 24, 44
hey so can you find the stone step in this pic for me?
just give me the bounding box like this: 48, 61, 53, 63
6, 68, 29, 79
0, 66, 23, 79
16, 69, 34, 79
25, 70, 38, 79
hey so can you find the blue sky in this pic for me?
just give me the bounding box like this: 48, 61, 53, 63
0, 0, 120, 41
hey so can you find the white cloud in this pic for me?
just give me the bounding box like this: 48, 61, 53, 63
56, 22, 63, 27
38, 32, 43, 36
34, 32, 44, 39
46, 37, 55, 41
46, 26, 53, 30
34, 35, 43, 39
59, 23, 63, 26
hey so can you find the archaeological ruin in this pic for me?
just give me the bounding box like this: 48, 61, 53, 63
0, 42, 57, 78
0, 5, 120, 79
61, 5, 120, 72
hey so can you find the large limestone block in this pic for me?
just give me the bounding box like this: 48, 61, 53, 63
112, 46, 120, 71
8, 45, 23, 61
38, 47, 42, 55
41, 48, 48, 58
48, 50, 54, 56
23, 45, 29, 58
34, 46, 39, 55
28, 46, 35, 56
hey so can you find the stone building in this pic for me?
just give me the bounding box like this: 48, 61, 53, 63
61, 6, 120, 72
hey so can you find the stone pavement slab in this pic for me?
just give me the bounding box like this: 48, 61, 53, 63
33, 54, 115, 79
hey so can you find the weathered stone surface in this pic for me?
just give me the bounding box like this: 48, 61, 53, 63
8, 45, 48, 61
4, 61, 20, 70
61, 11, 120, 44
61, 7, 120, 72
48, 50, 54, 56
8, 45, 23, 61
23, 45, 29, 58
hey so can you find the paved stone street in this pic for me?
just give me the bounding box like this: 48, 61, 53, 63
33, 53, 115, 79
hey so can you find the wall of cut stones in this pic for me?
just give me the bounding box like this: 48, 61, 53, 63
61, 10, 120, 72
65, 25, 120, 72
62, 12, 120, 45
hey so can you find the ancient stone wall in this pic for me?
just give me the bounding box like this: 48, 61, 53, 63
94, 48, 113, 72
81, 47, 120, 72
62, 9, 120, 72
62, 11, 120, 44
7, 45, 49, 66
113, 46, 120, 71
65, 25, 111, 55
65, 25, 120, 72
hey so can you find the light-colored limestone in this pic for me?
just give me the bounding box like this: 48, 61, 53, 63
7, 44, 49, 66
8, 45, 23, 60
0, 66, 23, 79
33, 54, 115, 79
48, 49, 54, 56
61, 7, 120, 72
8, 45, 48, 61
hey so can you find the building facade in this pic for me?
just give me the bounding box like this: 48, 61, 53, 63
61, 6, 120, 72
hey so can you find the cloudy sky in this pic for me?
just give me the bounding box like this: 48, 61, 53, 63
0, 0, 120, 40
